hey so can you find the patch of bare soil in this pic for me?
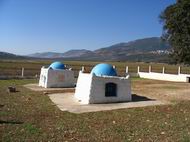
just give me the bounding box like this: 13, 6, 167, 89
132, 79, 190, 102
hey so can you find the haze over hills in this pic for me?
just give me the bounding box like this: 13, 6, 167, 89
28, 37, 171, 62
0, 51, 26, 59
28, 49, 92, 58
1, 37, 171, 62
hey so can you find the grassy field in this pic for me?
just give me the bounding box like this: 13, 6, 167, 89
0, 60, 190, 77
1, 79, 190, 141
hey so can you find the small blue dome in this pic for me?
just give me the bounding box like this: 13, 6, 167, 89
91, 63, 117, 76
49, 61, 65, 70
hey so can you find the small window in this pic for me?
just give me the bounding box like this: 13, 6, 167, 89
105, 82, 117, 97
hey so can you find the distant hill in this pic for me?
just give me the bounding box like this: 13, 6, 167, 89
62, 49, 93, 58
28, 52, 64, 58
28, 49, 92, 58
94, 37, 169, 55
0, 51, 26, 59
66, 37, 171, 62
82, 37, 170, 62
2, 37, 171, 63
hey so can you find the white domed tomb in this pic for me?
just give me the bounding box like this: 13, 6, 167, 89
74, 63, 131, 104
39, 61, 75, 88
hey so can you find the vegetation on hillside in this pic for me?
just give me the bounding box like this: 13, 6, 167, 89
25, 37, 170, 63
0, 52, 26, 59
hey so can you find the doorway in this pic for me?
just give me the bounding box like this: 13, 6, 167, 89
105, 82, 117, 97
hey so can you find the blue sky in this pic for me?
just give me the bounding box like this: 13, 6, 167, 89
0, 0, 175, 55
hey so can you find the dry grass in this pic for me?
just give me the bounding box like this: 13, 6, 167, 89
0, 60, 190, 77
132, 79, 190, 102
1, 79, 190, 141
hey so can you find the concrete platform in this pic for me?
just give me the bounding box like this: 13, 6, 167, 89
24, 83, 75, 93
48, 93, 169, 114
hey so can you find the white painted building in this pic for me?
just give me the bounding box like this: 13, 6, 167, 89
74, 63, 131, 104
39, 61, 75, 88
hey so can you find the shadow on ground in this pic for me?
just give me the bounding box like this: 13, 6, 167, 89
0, 120, 23, 124
132, 94, 155, 102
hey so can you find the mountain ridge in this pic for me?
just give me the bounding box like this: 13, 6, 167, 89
1, 37, 171, 62
0, 51, 27, 59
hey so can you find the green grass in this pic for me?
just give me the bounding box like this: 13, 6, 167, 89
1, 79, 190, 141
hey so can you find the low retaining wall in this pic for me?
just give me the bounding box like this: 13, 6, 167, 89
139, 72, 190, 82
129, 73, 139, 77
0, 76, 38, 80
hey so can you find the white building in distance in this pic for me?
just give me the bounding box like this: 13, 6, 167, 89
74, 63, 131, 104
39, 61, 75, 88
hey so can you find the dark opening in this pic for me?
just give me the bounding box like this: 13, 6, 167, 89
105, 82, 117, 97
187, 77, 190, 83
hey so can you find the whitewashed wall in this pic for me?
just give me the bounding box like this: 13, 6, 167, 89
74, 71, 92, 104
39, 68, 75, 88
139, 72, 190, 82
89, 75, 131, 104
39, 67, 48, 87
74, 72, 131, 104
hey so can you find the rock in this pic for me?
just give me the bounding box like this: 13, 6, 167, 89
27, 97, 32, 101
161, 131, 165, 135
43, 92, 49, 95
7, 86, 16, 93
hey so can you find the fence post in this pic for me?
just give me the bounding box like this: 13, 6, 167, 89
21, 67, 24, 77
149, 65, 152, 73
126, 66, 128, 74
81, 66, 85, 72
178, 66, 181, 75
137, 66, 140, 73
162, 66, 165, 74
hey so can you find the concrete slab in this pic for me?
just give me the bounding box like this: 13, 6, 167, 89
24, 83, 75, 93
48, 93, 169, 114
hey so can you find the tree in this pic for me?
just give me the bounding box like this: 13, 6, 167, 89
160, 0, 190, 64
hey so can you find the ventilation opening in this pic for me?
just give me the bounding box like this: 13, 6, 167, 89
105, 82, 117, 97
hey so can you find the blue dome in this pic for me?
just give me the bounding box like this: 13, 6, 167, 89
91, 63, 117, 76
49, 61, 65, 70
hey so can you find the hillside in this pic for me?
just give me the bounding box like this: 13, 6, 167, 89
68, 37, 171, 62
2, 37, 171, 62
82, 37, 170, 61
94, 37, 169, 55
61, 49, 92, 58
28, 49, 92, 58
28, 52, 64, 58
0, 51, 26, 59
